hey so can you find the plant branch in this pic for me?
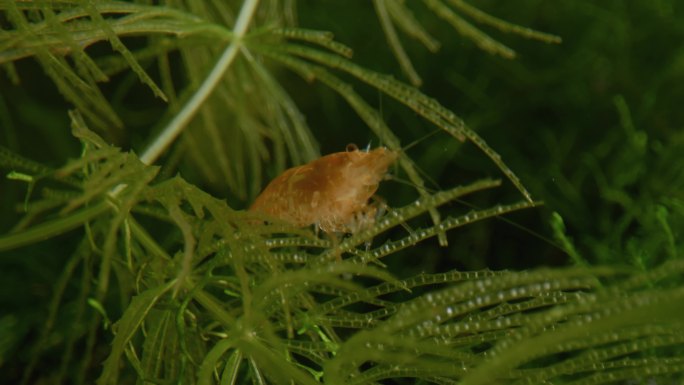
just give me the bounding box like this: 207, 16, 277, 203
0, 202, 108, 252
139, 0, 261, 165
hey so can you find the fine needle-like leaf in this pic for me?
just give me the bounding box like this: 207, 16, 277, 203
140, 0, 261, 165
373, 0, 423, 86
97, 282, 174, 385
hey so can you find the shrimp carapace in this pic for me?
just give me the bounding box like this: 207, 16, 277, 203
249, 146, 399, 233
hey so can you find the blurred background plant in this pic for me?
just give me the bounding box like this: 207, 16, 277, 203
1, 0, 683, 384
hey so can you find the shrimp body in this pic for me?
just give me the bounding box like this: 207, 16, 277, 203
249, 147, 398, 233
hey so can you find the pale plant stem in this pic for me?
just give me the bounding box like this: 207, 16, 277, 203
139, 0, 261, 166
108, 0, 259, 199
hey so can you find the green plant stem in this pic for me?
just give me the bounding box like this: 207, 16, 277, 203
139, 0, 261, 165
192, 288, 237, 327
0, 202, 108, 252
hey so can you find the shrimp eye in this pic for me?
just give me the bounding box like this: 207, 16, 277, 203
346, 143, 359, 152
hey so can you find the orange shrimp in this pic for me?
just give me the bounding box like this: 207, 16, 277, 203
249, 145, 398, 233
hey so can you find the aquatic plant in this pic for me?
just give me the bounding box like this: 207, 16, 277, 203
1, 1, 682, 384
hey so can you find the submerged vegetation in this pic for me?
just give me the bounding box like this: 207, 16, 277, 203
1, 1, 682, 384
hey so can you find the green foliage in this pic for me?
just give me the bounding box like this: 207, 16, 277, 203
1, 1, 683, 385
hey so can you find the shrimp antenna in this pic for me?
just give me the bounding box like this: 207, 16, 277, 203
389, 172, 563, 253
401, 128, 443, 153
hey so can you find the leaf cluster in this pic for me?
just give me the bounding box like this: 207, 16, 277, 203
3, 129, 683, 384
1, 1, 683, 385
